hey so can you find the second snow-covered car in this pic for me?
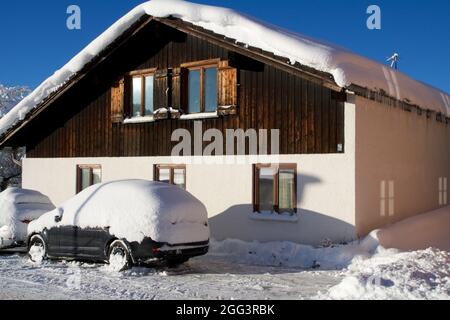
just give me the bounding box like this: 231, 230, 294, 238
0, 188, 55, 249
27, 180, 210, 270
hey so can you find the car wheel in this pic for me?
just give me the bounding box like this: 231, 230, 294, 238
108, 240, 132, 272
28, 235, 47, 263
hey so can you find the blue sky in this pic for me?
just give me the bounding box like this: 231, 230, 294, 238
0, 0, 448, 93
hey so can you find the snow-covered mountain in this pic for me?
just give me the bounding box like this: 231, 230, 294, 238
0, 84, 31, 117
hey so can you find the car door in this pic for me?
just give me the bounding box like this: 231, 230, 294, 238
75, 227, 111, 260
44, 208, 74, 257
45, 226, 77, 258
57, 226, 79, 257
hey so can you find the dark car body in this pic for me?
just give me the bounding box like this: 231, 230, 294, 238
30, 226, 209, 265
26, 180, 210, 267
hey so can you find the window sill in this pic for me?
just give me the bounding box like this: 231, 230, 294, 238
123, 116, 155, 124
179, 112, 219, 120
249, 211, 298, 223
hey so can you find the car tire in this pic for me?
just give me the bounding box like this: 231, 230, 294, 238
108, 240, 132, 272
28, 235, 47, 263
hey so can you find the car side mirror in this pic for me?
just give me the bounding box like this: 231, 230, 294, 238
54, 207, 63, 223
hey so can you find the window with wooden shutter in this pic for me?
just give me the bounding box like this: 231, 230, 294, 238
217, 60, 238, 116
111, 78, 124, 123
175, 59, 238, 116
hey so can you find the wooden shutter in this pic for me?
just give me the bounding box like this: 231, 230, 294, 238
171, 67, 181, 110
111, 78, 124, 123
154, 69, 170, 111
217, 60, 238, 116
171, 67, 188, 115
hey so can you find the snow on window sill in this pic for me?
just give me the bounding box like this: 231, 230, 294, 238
249, 211, 298, 223
218, 105, 234, 110
179, 112, 219, 120
123, 116, 155, 124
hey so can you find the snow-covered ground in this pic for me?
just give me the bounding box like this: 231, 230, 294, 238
0, 206, 449, 300
0, 251, 342, 300
0, 242, 448, 300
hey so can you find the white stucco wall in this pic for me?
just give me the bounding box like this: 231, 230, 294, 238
22, 103, 357, 245
355, 95, 450, 237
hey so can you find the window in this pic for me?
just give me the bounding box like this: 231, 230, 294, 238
182, 60, 219, 114
154, 164, 186, 190
253, 164, 297, 214
439, 177, 447, 206
77, 165, 102, 193
380, 180, 395, 217
130, 69, 155, 117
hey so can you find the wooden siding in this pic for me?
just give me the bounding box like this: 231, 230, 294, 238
14, 21, 345, 158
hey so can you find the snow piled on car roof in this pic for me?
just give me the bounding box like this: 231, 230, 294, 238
28, 180, 210, 244
1, 0, 449, 138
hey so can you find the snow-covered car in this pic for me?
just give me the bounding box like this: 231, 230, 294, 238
0, 188, 55, 249
27, 180, 210, 270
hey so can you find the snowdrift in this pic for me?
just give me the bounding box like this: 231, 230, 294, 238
209, 205, 450, 270
320, 248, 450, 300
207, 206, 450, 299
321, 208, 450, 300
1, 0, 449, 138
28, 180, 210, 244
0, 188, 55, 241
377, 206, 450, 252
209, 231, 380, 270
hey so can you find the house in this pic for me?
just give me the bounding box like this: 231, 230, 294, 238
0, 0, 449, 246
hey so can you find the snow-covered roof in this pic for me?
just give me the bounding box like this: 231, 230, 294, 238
1, 0, 449, 138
